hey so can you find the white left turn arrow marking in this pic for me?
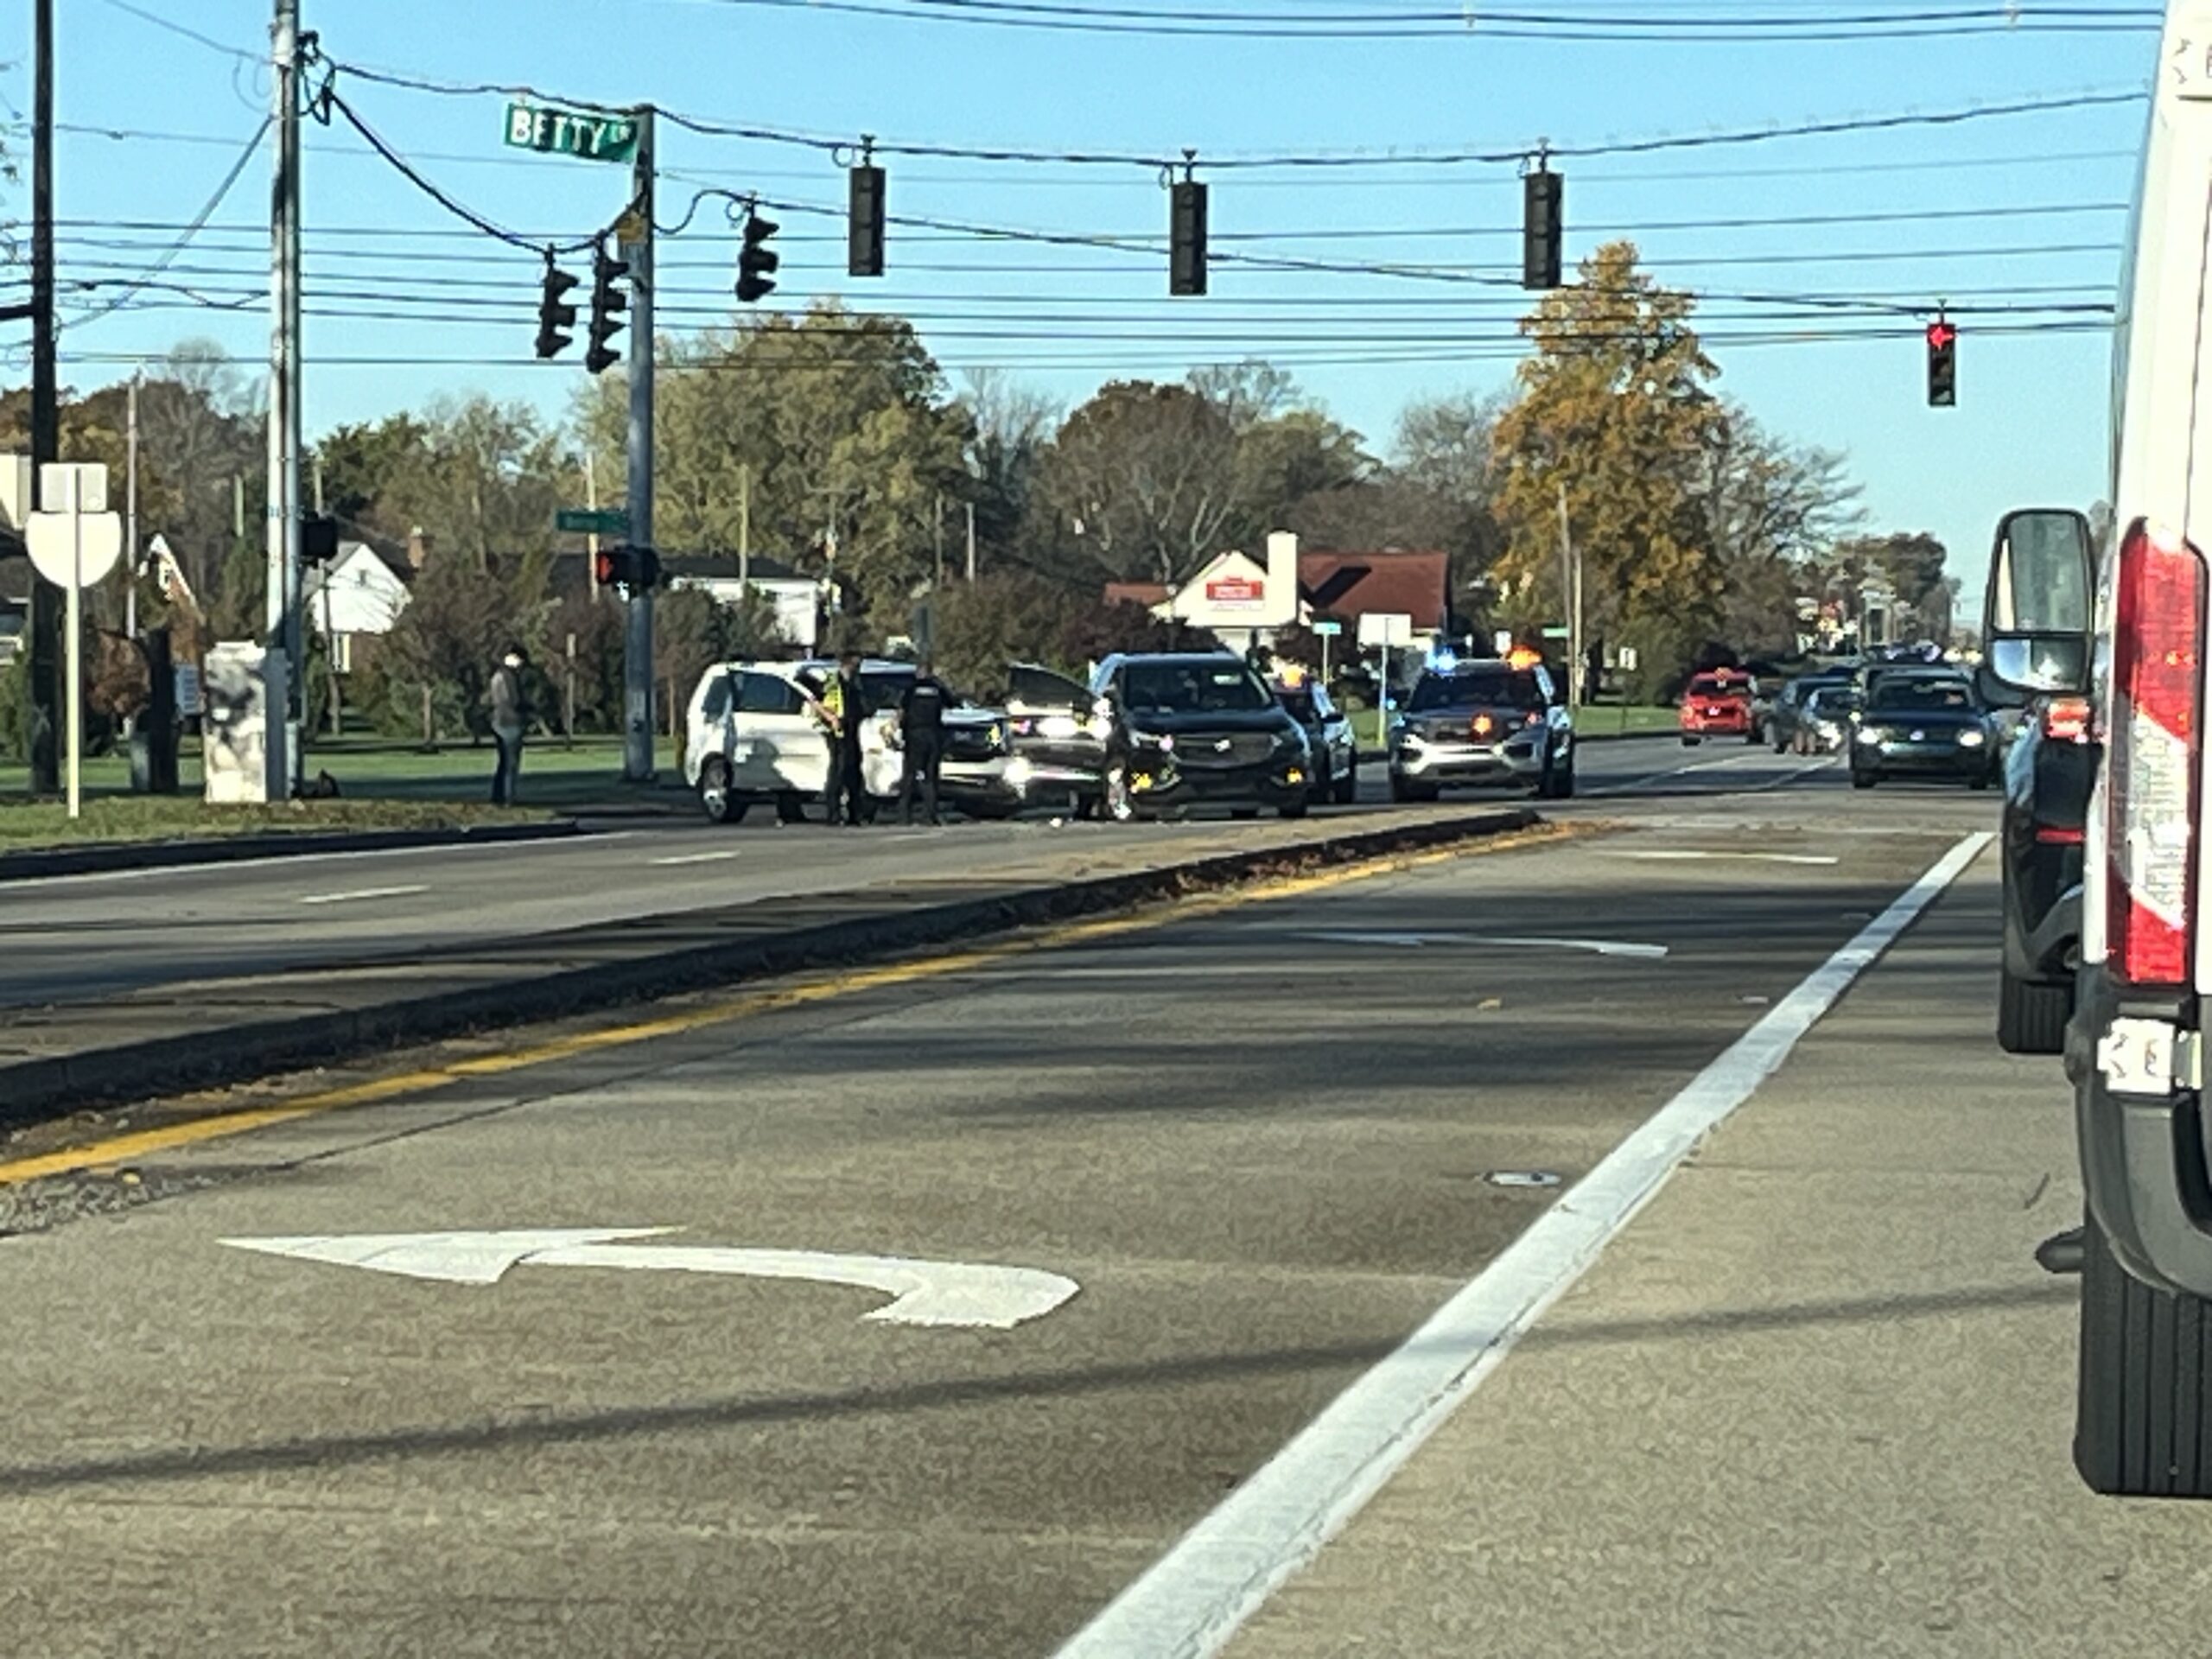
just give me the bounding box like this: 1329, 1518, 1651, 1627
219, 1229, 1079, 1330
1295, 930, 1669, 960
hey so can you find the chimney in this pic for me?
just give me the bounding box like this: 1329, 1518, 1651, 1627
407, 526, 433, 571
1265, 530, 1299, 626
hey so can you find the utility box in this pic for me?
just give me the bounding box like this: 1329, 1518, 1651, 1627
203, 641, 273, 804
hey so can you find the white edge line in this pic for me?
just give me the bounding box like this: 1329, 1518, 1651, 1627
652, 849, 744, 867
1053, 828, 1993, 1659
298, 884, 429, 906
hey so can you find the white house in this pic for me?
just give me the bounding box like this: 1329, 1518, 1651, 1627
662, 554, 823, 651
304, 541, 410, 672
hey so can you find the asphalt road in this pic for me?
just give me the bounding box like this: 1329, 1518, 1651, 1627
0, 755, 2118, 1659
0, 733, 1807, 1012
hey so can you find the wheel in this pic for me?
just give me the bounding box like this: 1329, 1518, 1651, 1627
2075, 1214, 2212, 1496
1549, 757, 1576, 799
1997, 968, 2072, 1055
1277, 798, 1308, 821
1332, 761, 1358, 805
1851, 769, 1878, 790
699, 758, 748, 824
1102, 761, 1137, 823
1681, 735, 1700, 747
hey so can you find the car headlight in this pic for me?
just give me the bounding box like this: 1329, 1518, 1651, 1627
1958, 728, 1986, 747
1037, 714, 1080, 741
1854, 727, 1881, 746
1132, 728, 1174, 753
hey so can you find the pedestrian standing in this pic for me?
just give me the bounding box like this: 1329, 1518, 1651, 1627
487, 645, 531, 806
898, 659, 950, 825
823, 650, 869, 826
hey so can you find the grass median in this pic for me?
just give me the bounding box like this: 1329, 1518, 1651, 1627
0, 795, 555, 850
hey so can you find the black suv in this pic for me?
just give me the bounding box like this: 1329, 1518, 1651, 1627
1090, 652, 1312, 821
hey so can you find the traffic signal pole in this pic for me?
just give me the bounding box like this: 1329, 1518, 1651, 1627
28, 0, 58, 796
621, 109, 656, 784
264, 0, 303, 802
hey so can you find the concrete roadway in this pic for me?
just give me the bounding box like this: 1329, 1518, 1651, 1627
2, 757, 2168, 1657
0, 733, 1802, 1012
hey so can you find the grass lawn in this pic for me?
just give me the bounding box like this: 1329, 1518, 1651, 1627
0, 795, 554, 850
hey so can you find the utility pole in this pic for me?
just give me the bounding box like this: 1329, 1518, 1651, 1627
315, 454, 340, 737
738, 462, 750, 588
264, 0, 303, 801
965, 499, 976, 583
583, 450, 603, 607
1555, 480, 1580, 711
933, 493, 944, 586
124, 372, 140, 644
27, 0, 58, 795
620, 108, 656, 783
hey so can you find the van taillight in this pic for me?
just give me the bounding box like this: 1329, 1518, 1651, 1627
2107, 519, 2207, 987
2043, 696, 2093, 744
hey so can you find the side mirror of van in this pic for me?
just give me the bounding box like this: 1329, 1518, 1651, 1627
1979, 506, 2095, 705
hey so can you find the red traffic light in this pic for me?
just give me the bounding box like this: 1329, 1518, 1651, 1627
594, 549, 619, 587
1926, 321, 1957, 350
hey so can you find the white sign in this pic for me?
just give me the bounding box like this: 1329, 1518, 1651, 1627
1493, 630, 1515, 656
25, 510, 124, 588
40, 461, 107, 515
1358, 612, 1414, 648
221, 1228, 1082, 1330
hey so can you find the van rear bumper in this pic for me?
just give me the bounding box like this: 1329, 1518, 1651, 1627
2067, 964, 2212, 1296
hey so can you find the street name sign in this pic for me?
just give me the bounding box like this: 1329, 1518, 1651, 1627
222, 1228, 1081, 1330
504, 103, 640, 164
1311, 620, 1343, 638
556, 507, 630, 535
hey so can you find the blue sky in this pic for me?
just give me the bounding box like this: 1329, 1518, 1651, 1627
23, 0, 2160, 594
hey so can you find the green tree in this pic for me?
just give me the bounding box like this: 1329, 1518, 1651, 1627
1031, 381, 1243, 588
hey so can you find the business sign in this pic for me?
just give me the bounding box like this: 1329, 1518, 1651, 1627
1312, 620, 1343, 638
1205, 575, 1264, 608
504, 102, 640, 164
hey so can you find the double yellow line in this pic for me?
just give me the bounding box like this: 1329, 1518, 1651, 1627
0, 826, 1558, 1192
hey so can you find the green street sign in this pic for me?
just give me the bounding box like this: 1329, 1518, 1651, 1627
505, 102, 640, 164
1312, 620, 1344, 637
1541, 625, 1571, 639
557, 507, 630, 534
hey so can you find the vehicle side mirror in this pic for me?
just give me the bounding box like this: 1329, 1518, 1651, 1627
1980, 506, 2094, 704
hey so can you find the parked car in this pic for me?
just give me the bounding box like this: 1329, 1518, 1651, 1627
1788, 684, 1858, 754
1995, 688, 2094, 1053
1273, 674, 1358, 805
1847, 673, 1995, 790
1090, 652, 1313, 821
1678, 670, 1758, 745
1387, 656, 1574, 802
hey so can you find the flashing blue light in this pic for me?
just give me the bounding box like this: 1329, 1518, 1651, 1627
1428, 647, 1459, 672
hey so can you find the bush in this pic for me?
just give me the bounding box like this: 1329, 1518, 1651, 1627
0, 649, 29, 764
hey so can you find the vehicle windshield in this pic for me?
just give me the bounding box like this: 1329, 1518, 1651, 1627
1121, 660, 1272, 715
1870, 678, 1976, 714
1407, 667, 1545, 712
1806, 688, 1854, 715
859, 670, 915, 712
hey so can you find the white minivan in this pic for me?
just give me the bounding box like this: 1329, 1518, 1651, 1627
1981, 3, 2212, 1495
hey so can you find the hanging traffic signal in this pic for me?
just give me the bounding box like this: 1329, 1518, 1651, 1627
593, 544, 661, 595
1522, 165, 1563, 290
1170, 177, 1208, 297
585, 243, 628, 377
537, 257, 579, 359
1926, 318, 1958, 407
737, 207, 780, 304
849, 160, 886, 278
301, 515, 340, 565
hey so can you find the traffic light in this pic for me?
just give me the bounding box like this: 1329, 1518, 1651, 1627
1170, 178, 1208, 297
301, 515, 340, 565
593, 544, 661, 595
1926, 319, 1958, 407
586, 243, 628, 377
1522, 166, 1563, 290
849, 162, 886, 278
737, 208, 779, 304
536, 257, 579, 359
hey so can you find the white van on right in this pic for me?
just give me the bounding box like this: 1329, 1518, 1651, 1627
1982, 1, 2212, 1496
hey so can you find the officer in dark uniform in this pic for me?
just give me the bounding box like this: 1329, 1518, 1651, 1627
898, 659, 950, 825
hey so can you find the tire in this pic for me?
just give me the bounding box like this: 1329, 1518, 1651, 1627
1278, 798, 1309, 821
2075, 1214, 2212, 1497
1332, 761, 1358, 806
699, 758, 748, 824
1550, 757, 1576, 799
1997, 968, 2072, 1055
1681, 735, 1700, 747
1851, 769, 1878, 790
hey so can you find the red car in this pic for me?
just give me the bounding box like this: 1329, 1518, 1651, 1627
1679, 671, 1758, 745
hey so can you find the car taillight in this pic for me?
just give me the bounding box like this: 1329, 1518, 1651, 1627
2042, 696, 2092, 744
2107, 518, 2207, 987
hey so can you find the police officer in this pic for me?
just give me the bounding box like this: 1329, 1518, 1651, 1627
821, 650, 869, 826
898, 658, 950, 825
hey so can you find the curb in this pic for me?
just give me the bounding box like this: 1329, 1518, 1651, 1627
0, 818, 582, 884
0, 808, 1539, 1129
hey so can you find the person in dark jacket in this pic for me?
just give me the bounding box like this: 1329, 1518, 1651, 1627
486, 646, 530, 805
898, 660, 950, 825
822, 651, 868, 826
